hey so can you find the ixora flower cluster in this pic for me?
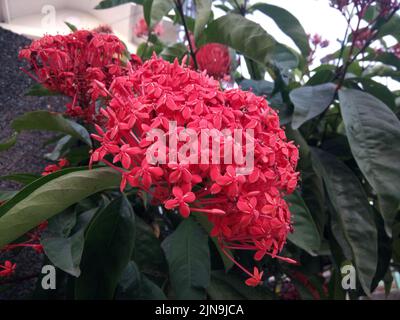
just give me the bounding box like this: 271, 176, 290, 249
18, 30, 128, 122
194, 43, 231, 80
90, 55, 299, 286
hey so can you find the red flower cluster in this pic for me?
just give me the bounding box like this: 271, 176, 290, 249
19, 30, 128, 122
134, 18, 164, 38
90, 55, 299, 286
193, 43, 231, 80
42, 158, 69, 176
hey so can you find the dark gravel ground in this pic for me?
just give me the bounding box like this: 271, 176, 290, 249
0, 27, 66, 299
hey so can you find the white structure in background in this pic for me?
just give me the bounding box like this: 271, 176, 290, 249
0, 0, 178, 52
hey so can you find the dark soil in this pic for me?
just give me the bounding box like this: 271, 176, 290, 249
0, 27, 67, 299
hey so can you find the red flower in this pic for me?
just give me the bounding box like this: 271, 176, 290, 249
194, 43, 231, 79
0, 261, 16, 278
134, 18, 164, 38
164, 186, 196, 217
130, 54, 143, 67
245, 267, 264, 287
42, 158, 69, 175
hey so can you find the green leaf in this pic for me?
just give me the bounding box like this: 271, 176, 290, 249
194, 214, 234, 272
144, 0, 174, 28
64, 21, 77, 32
251, 3, 310, 56
75, 196, 136, 299
312, 148, 378, 295
160, 43, 188, 63
12, 111, 92, 147
161, 218, 210, 300
347, 77, 396, 111
286, 191, 321, 254
116, 261, 167, 299
0, 173, 40, 185
95, 0, 143, 9
364, 8, 400, 41
25, 84, 60, 96
239, 79, 274, 96
0, 166, 91, 217
207, 274, 246, 300
208, 271, 274, 300
362, 63, 400, 81
0, 132, 17, 152
41, 208, 97, 277
203, 14, 298, 72
306, 69, 335, 86
364, 52, 400, 70
285, 127, 326, 237
133, 216, 167, 278
339, 88, 400, 235
44, 135, 74, 161
0, 190, 17, 203
194, 0, 212, 40
0, 167, 121, 248
289, 83, 336, 129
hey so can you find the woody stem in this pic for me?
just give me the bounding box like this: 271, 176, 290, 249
175, 0, 198, 69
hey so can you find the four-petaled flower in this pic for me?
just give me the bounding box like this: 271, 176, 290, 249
0, 261, 16, 278
245, 267, 264, 287
164, 186, 196, 217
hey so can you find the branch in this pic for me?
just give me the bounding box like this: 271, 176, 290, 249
175, 0, 198, 69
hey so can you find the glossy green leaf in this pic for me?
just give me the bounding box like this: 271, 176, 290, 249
144, 0, 174, 27
65, 21, 78, 32
251, 3, 310, 56
75, 196, 135, 299
285, 127, 326, 237
203, 14, 298, 71
116, 261, 167, 300
194, 0, 212, 40
0, 173, 40, 185
133, 216, 167, 277
95, 0, 143, 9
339, 88, 400, 234
161, 218, 210, 300
0, 167, 121, 248
41, 208, 97, 277
44, 135, 74, 161
286, 191, 321, 254
208, 271, 274, 300
0, 190, 17, 203
12, 111, 92, 147
25, 84, 60, 96
289, 83, 336, 129
364, 52, 400, 70
194, 214, 234, 272
160, 43, 188, 63
312, 148, 378, 295
0, 132, 17, 152
347, 77, 396, 110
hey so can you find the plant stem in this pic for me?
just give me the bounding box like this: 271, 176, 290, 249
175, 0, 198, 69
